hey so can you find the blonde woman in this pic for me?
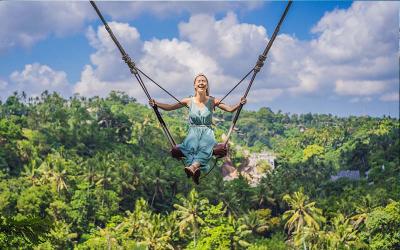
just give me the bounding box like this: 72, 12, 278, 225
149, 74, 246, 184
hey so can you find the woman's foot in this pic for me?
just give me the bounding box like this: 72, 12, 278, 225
184, 166, 192, 178
191, 162, 201, 185
184, 163, 201, 185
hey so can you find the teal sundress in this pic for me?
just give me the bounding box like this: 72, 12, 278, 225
179, 96, 217, 173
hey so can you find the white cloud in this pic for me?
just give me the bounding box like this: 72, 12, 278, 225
286, 1, 399, 98
380, 92, 399, 102
72, 2, 398, 107
86, 22, 143, 82
0, 1, 264, 53
0, 79, 7, 91
335, 80, 388, 96
0, 2, 93, 52
73, 64, 158, 103
100, 1, 263, 20
349, 97, 373, 103
311, 2, 398, 63
179, 12, 267, 77
74, 65, 119, 97
2, 0, 398, 117
9, 63, 71, 97
247, 88, 284, 103
74, 17, 259, 101
139, 38, 221, 96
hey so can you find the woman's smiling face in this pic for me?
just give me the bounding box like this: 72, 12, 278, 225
194, 75, 208, 95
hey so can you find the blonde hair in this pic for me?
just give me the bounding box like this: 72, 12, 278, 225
194, 73, 210, 96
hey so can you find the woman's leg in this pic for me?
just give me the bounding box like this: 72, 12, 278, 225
193, 130, 216, 173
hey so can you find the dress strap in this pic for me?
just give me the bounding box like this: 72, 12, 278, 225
208, 96, 215, 111
188, 96, 193, 110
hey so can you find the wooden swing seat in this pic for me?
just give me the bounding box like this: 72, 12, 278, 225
170, 143, 228, 159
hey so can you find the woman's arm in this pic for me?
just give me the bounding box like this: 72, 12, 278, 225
214, 97, 247, 113
149, 98, 190, 111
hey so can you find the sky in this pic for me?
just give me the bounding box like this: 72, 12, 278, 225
0, 1, 398, 118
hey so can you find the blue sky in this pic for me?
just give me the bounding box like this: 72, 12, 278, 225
0, 1, 398, 118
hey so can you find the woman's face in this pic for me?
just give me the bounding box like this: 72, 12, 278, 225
194, 75, 208, 94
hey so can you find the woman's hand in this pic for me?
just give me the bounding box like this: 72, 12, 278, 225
240, 97, 247, 105
149, 99, 157, 107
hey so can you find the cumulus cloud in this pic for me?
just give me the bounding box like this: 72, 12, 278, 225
139, 38, 222, 96
8, 63, 72, 97
73, 65, 142, 98
73, 22, 149, 100
73, 1, 398, 109
99, 1, 263, 20
0, 2, 94, 52
311, 2, 397, 63
86, 22, 143, 82
179, 12, 267, 77
75, 16, 257, 101
0, 1, 263, 53
289, 1, 398, 98
0, 1, 367, 114
335, 80, 388, 96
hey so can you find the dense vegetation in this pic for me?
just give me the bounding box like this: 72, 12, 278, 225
0, 91, 399, 249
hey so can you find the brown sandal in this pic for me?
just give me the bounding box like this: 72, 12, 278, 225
192, 167, 200, 185
184, 164, 201, 184
184, 167, 192, 178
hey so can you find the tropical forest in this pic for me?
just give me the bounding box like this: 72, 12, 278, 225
0, 91, 399, 249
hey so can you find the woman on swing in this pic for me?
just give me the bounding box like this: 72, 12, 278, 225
149, 73, 246, 184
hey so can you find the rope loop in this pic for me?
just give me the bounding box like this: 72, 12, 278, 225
122, 54, 138, 74
254, 54, 267, 73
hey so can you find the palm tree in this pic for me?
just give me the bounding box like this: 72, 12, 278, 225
326, 213, 365, 249
22, 158, 41, 186
139, 214, 174, 250
350, 194, 374, 229
98, 226, 119, 250
173, 189, 208, 246
51, 169, 69, 193
291, 226, 327, 250
228, 215, 251, 249
119, 198, 150, 240
251, 177, 276, 208
282, 189, 325, 237
141, 167, 169, 208
239, 210, 270, 235
0, 215, 51, 247
39, 152, 69, 194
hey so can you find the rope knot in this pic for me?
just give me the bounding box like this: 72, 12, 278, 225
122, 54, 138, 74
254, 54, 267, 73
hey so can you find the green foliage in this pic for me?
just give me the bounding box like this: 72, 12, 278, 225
0, 90, 398, 249
248, 232, 286, 250
363, 201, 400, 250
283, 189, 325, 235
0, 215, 51, 249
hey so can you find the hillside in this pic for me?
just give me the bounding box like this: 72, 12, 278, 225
0, 91, 399, 249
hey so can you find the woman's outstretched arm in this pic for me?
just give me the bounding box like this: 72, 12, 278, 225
214, 97, 246, 113
149, 98, 190, 111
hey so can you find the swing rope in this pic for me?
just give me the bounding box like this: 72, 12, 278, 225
203, 0, 293, 177
90, 0, 293, 176
90, 1, 177, 147
223, 0, 292, 147
136, 67, 188, 109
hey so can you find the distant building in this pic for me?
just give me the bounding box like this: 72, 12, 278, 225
248, 152, 276, 169
222, 148, 276, 186
330, 170, 360, 181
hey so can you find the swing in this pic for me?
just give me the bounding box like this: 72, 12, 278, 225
171, 143, 228, 159
90, 0, 292, 172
